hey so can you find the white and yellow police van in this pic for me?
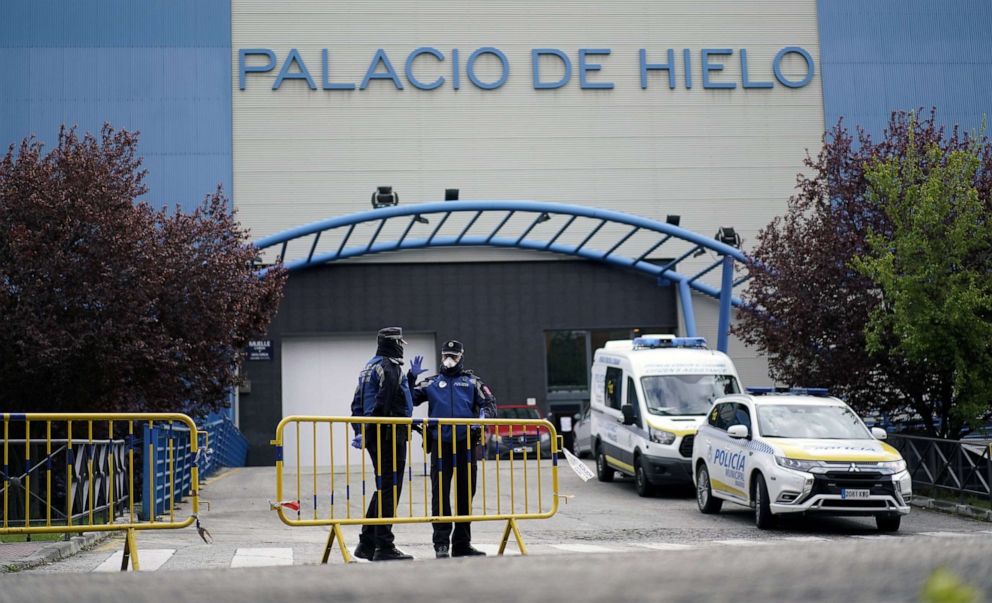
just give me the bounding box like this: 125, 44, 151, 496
590, 335, 742, 496
691, 389, 912, 531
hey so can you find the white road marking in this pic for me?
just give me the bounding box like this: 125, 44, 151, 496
551, 543, 621, 554
919, 531, 971, 538
94, 549, 174, 572
629, 542, 695, 551
230, 547, 294, 568
713, 539, 772, 547
851, 535, 900, 540
472, 543, 520, 556
780, 536, 829, 542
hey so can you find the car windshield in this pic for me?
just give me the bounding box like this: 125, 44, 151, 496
496, 407, 541, 420
757, 404, 871, 439
640, 374, 740, 416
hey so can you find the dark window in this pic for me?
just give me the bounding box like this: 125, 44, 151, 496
708, 402, 737, 431
626, 377, 643, 428
590, 329, 635, 356
545, 330, 589, 392
605, 367, 623, 410
547, 328, 676, 397
734, 404, 752, 431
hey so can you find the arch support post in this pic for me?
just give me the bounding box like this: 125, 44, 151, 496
717, 254, 734, 352
677, 278, 697, 338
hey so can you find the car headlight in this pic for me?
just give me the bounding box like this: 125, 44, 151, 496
649, 427, 676, 445
877, 459, 907, 474
775, 456, 822, 472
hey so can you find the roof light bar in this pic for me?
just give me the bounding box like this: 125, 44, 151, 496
746, 387, 830, 396
632, 336, 708, 349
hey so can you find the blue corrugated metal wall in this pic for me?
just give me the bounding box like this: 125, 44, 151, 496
817, 0, 992, 138
0, 0, 232, 212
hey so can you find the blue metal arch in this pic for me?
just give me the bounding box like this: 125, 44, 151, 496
254, 200, 752, 351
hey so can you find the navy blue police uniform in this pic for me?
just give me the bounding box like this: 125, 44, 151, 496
350, 327, 414, 561
410, 340, 496, 557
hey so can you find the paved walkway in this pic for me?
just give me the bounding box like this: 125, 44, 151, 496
7, 461, 990, 573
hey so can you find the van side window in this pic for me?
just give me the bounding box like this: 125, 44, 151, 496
626, 377, 643, 428
605, 367, 622, 410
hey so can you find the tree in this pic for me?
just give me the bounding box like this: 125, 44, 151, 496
854, 141, 992, 437
0, 125, 286, 417
735, 110, 992, 436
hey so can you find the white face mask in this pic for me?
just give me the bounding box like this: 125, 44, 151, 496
441, 355, 461, 369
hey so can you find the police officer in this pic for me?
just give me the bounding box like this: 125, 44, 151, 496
350, 327, 414, 562
409, 340, 497, 558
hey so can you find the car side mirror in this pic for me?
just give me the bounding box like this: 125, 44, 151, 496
871, 427, 887, 440
728, 424, 749, 439
621, 404, 635, 425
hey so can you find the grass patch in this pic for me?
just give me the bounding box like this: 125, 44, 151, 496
0, 533, 65, 543
916, 486, 991, 510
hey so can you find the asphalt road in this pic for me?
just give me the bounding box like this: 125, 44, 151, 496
4, 536, 991, 602
5, 461, 990, 601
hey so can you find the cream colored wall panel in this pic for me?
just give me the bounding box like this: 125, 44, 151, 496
233, 0, 823, 247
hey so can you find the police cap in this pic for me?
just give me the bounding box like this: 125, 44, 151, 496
441, 340, 464, 356
377, 327, 407, 344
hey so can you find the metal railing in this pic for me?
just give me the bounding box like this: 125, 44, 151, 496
888, 433, 992, 508
1, 413, 200, 570
272, 416, 562, 563
199, 416, 249, 475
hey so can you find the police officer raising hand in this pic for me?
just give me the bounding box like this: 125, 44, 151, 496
409, 340, 497, 558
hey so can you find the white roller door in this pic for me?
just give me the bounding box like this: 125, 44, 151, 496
281, 332, 436, 468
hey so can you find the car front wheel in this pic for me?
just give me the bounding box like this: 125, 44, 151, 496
753, 474, 776, 529
696, 464, 723, 514
596, 445, 614, 482
634, 457, 653, 497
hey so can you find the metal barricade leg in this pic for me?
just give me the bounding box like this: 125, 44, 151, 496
121, 527, 140, 571
321, 523, 354, 564
497, 518, 528, 556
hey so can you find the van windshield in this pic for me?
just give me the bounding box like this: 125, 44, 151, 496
640, 375, 740, 416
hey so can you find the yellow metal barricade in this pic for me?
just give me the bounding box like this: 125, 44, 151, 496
272, 416, 562, 563
0, 412, 200, 571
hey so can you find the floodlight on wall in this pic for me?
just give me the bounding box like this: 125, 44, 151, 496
445, 188, 460, 201
691, 246, 706, 258
716, 226, 741, 248
666, 214, 681, 227
536, 212, 551, 224
414, 214, 430, 224
371, 186, 398, 209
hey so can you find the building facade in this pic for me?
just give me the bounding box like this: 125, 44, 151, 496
3, 0, 990, 463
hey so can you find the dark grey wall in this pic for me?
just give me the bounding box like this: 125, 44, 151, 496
240, 260, 676, 464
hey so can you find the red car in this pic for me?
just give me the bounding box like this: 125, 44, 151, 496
485, 405, 552, 460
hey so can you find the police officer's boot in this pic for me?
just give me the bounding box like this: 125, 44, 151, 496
451, 544, 486, 557
372, 546, 413, 561
353, 542, 375, 561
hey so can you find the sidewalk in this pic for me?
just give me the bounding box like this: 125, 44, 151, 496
1, 532, 112, 572
15, 461, 578, 571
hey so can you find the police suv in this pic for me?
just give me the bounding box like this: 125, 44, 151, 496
590, 335, 742, 496
691, 389, 912, 531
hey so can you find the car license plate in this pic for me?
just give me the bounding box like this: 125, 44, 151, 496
841, 488, 870, 500
512, 447, 528, 454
